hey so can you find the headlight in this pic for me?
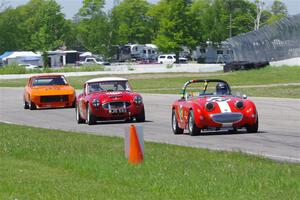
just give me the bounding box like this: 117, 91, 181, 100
205, 102, 214, 111
235, 101, 244, 109
92, 99, 100, 107
134, 96, 143, 104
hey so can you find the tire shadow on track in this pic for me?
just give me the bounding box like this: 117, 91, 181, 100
87, 120, 153, 125
184, 130, 267, 136
25, 107, 75, 110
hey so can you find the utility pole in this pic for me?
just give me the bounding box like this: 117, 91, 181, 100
226, 0, 233, 38
229, 13, 232, 38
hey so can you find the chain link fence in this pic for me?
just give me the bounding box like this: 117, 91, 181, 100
225, 14, 300, 62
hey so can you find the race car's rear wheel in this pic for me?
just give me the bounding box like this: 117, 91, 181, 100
188, 110, 201, 136
247, 116, 258, 133
76, 104, 85, 124
172, 109, 183, 135
136, 106, 145, 122
86, 104, 96, 125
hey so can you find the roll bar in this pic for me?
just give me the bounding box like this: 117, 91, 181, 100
181, 79, 232, 98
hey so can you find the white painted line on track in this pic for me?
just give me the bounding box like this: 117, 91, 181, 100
245, 152, 300, 163
0, 120, 15, 124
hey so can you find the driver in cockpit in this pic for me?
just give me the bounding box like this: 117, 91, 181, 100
215, 82, 229, 95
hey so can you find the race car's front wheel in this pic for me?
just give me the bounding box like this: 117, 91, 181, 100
172, 109, 183, 135
76, 104, 85, 124
247, 116, 258, 133
136, 106, 145, 122
86, 104, 97, 125
29, 101, 36, 110
24, 100, 29, 109
188, 110, 201, 136
71, 100, 76, 108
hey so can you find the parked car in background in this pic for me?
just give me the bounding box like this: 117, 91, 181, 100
77, 57, 110, 66
18, 63, 41, 70
158, 54, 175, 64
76, 77, 145, 125
157, 54, 187, 64
23, 74, 76, 110
171, 79, 258, 135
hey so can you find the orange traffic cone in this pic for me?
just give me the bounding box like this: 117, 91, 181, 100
128, 125, 143, 164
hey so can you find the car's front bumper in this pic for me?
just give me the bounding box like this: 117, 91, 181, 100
31, 94, 75, 108
197, 112, 257, 129
91, 102, 144, 120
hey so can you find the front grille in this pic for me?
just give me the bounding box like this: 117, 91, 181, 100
102, 101, 131, 109
40, 95, 69, 103
212, 113, 243, 123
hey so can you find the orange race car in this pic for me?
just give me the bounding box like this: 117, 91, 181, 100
23, 74, 76, 110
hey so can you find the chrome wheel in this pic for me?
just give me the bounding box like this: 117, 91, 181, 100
86, 104, 96, 125
187, 110, 200, 136
76, 107, 79, 121
171, 109, 183, 135
188, 113, 194, 133
87, 106, 90, 122
172, 113, 177, 131
76, 104, 85, 124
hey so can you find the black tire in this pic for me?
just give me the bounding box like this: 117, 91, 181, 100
71, 100, 76, 108
125, 117, 134, 123
172, 109, 184, 135
86, 104, 97, 125
136, 106, 145, 122
247, 116, 259, 133
24, 100, 29, 109
29, 101, 36, 110
76, 104, 85, 124
188, 110, 201, 136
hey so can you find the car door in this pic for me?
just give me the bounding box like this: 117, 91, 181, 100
174, 95, 190, 129
24, 78, 32, 102
179, 93, 197, 128
78, 83, 88, 119
166, 55, 174, 64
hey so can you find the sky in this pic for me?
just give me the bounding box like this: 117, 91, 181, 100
7, 0, 300, 19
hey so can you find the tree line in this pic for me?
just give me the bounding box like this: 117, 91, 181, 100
0, 0, 288, 59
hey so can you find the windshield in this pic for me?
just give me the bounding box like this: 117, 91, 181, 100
32, 76, 68, 86
184, 81, 230, 99
88, 81, 131, 93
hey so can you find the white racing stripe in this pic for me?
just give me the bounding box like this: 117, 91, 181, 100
217, 101, 231, 113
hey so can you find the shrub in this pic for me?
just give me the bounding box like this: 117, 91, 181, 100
0, 63, 27, 74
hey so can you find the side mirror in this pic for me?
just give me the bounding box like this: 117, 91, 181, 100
243, 94, 247, 99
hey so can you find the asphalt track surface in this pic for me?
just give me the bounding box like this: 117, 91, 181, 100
1, 87, 299, 163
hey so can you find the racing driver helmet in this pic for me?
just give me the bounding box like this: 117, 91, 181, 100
216, 82, 229, 95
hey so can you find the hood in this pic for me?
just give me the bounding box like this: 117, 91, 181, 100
31, 85, 75, 96
191, 95, 251, 113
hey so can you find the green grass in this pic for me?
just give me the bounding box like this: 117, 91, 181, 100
0, 66, 299, 98
0, 123, 299, 199
0, 63, 105, 74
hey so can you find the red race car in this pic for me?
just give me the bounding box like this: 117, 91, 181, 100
76, 77, 145, 125
171, 79, 258, 135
